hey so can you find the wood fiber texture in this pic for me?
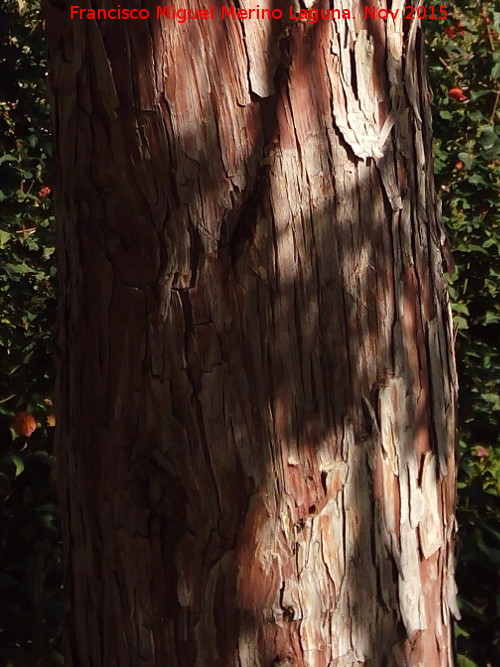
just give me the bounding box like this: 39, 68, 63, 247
47, 1, 458, 665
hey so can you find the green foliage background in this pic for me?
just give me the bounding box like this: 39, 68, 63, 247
426, 3, 500, 663
0, 1, 498, 665
0, 1, 60, 665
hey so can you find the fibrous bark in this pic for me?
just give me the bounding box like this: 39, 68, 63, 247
47, 1, 458, 665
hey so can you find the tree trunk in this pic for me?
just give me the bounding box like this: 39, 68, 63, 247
46, 2, 459, 665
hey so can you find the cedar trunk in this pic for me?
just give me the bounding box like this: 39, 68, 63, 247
46, 1, 459, 665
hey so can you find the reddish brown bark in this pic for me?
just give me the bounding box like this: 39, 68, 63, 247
47, 1, 458, 665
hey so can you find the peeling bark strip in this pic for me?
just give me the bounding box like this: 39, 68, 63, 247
47, 1, 458, 665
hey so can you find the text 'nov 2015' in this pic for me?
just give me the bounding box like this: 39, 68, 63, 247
69, 5, 450, 22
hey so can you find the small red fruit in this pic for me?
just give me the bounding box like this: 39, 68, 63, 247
448, 87, 467, 102
445, 22, 467, 38
38, 186, 51, 198
455, 161, 464, 170
12, 411, 37, 437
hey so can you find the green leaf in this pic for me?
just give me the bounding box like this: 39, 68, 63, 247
0, 230, 11, 246
455, 623, 471, 639
11, 454, 24, 478
468, 174, 487, 186
457, 655, 480, 667
453, 314, 469, 330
